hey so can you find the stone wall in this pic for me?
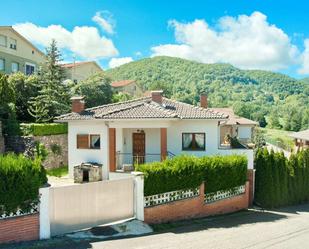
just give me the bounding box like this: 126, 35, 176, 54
0, 214, 39, 244
144, 181, 249, 224
5, 134, 68, 169
0, 122, 4, 154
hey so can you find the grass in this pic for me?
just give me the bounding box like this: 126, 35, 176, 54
259, 127, 294, 151
46, 166, 68, 177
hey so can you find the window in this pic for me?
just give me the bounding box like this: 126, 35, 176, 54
182, 133, 205, 151
25, 63, 35, 75
9, 38, 17, 50
77, 134, 100, 149
11, 62, 19, 73
90, 135, 100, 149
0, 59, 4, 71
0, 35, 7, 47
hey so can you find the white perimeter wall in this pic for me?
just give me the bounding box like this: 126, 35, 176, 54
68, 121, 109, 179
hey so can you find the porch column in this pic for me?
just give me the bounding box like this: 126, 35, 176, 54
160, 128, 167, 161
109, 128, 116, 172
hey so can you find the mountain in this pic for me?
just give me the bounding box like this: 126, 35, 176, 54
106, 56, 309, 131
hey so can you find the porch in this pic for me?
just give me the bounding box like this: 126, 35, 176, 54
108, 123, 170, 172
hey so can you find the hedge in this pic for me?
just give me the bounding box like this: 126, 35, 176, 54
21, 123, 68, 136
136, 154, 248, 196
255, 148, 309, 208
0, 154, 47, 215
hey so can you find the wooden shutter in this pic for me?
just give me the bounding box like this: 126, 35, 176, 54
77, 134, 89, 149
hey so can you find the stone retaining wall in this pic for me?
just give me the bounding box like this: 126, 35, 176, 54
5, 134, 68, 169
0, 214, 39, 244
144, 181, 249, 224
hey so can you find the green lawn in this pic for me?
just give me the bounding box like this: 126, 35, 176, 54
259, 127, 294, 151
46, 166, 68, 177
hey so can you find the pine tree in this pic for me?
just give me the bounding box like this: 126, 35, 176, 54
28, 40, 70, 122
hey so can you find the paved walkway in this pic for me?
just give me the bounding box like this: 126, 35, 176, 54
92, 204, 309, 249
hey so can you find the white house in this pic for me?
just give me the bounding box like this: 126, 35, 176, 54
56, 91, 255, 180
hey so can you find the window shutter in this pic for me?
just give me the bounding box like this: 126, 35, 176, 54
77, 135, 89, 149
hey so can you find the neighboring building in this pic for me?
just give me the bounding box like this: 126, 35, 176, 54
56, 91, 254, 180
290, 129, 309, 150
62, 61, 103, 83
208, 107, 258, 148
0, 26, 45, 75
111, 80, 143, 97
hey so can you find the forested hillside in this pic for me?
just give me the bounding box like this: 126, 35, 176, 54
106, 56, 309, 131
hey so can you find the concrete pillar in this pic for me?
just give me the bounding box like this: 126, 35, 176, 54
39, 187, 51, 239
160, 128, 167, 161
102, 124, 110, 180
247, 169, 255, 206
109, 128, 116, 172
131, 171, 144, 221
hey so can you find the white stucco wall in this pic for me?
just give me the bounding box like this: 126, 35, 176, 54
238, 126, 252, 139
68, 121, 109, 179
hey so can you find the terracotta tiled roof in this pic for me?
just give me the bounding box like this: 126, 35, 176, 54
209, 108, 258, 126
289, 129, 309, 141
61, 61, 103, 71
111, 80, 135, 87
56, 97, 229, 121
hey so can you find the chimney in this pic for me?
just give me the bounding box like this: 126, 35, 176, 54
200, 93, 208, 108
151, 90, 163, 105
71, 96, 85, 113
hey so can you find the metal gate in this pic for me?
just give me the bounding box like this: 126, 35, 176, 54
48, 178, 134, 236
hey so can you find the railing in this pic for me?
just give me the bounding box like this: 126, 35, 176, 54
116, 152, 162, 171
204, 185, 246, 203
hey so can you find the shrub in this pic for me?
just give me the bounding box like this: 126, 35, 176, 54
0, 154, 47, 215
255, 148, 309, 208
136, 154, 248, 196
136, 155, 203, 196
21, 123, 68, 136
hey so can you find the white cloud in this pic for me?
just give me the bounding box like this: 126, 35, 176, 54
151, 12, 299, 70
109, 57, 133, 68
298, 39, 309, 74
13, 22, 118, 60
92, 11, 115, 34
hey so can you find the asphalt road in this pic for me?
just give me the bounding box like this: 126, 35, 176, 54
92, 204, 309, 249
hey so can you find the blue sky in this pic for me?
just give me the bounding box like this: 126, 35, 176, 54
2, 0, 309, 78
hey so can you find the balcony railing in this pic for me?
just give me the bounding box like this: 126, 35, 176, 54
116, 151, 176, 171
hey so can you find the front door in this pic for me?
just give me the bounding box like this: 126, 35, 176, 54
133, 132, 145, 165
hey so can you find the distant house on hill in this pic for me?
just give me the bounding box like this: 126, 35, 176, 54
0, 26, 45, 75
290, 129, 309, 150
62, 61, 103, 83
111, 79, 143, 97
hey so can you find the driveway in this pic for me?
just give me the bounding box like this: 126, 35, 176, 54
92, 204, 309, 249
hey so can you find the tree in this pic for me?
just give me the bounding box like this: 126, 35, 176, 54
73, 72, 113, 108
28, 40, 70, 122
8, 72, 39, 122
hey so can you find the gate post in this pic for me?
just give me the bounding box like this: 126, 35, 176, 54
131, 171, 144, 221
39, 187, 51, 239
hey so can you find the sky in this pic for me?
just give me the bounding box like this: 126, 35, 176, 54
2, 0, 309, 78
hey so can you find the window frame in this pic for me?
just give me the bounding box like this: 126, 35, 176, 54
90, 134, 101, 149
182, 132, 206, 151
9, 37, 17, 50
25, 62, 35, 75
76, 134, 101, 150
0, 58, 5, 71
0, 35, 7, 47
11, 62, 19, 73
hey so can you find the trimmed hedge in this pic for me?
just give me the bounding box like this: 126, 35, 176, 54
21, 123, 68, 136
0, 154, 47, 215
255, 148, 309, 208
136, 154, 248, 196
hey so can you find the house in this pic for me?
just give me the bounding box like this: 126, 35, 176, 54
208, 107, 258, 148
62, 61, 103, 83
111, 80, 143, 97
290, 129, 309, 150
0, 26, 45, 75
56, 91, 254, 180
